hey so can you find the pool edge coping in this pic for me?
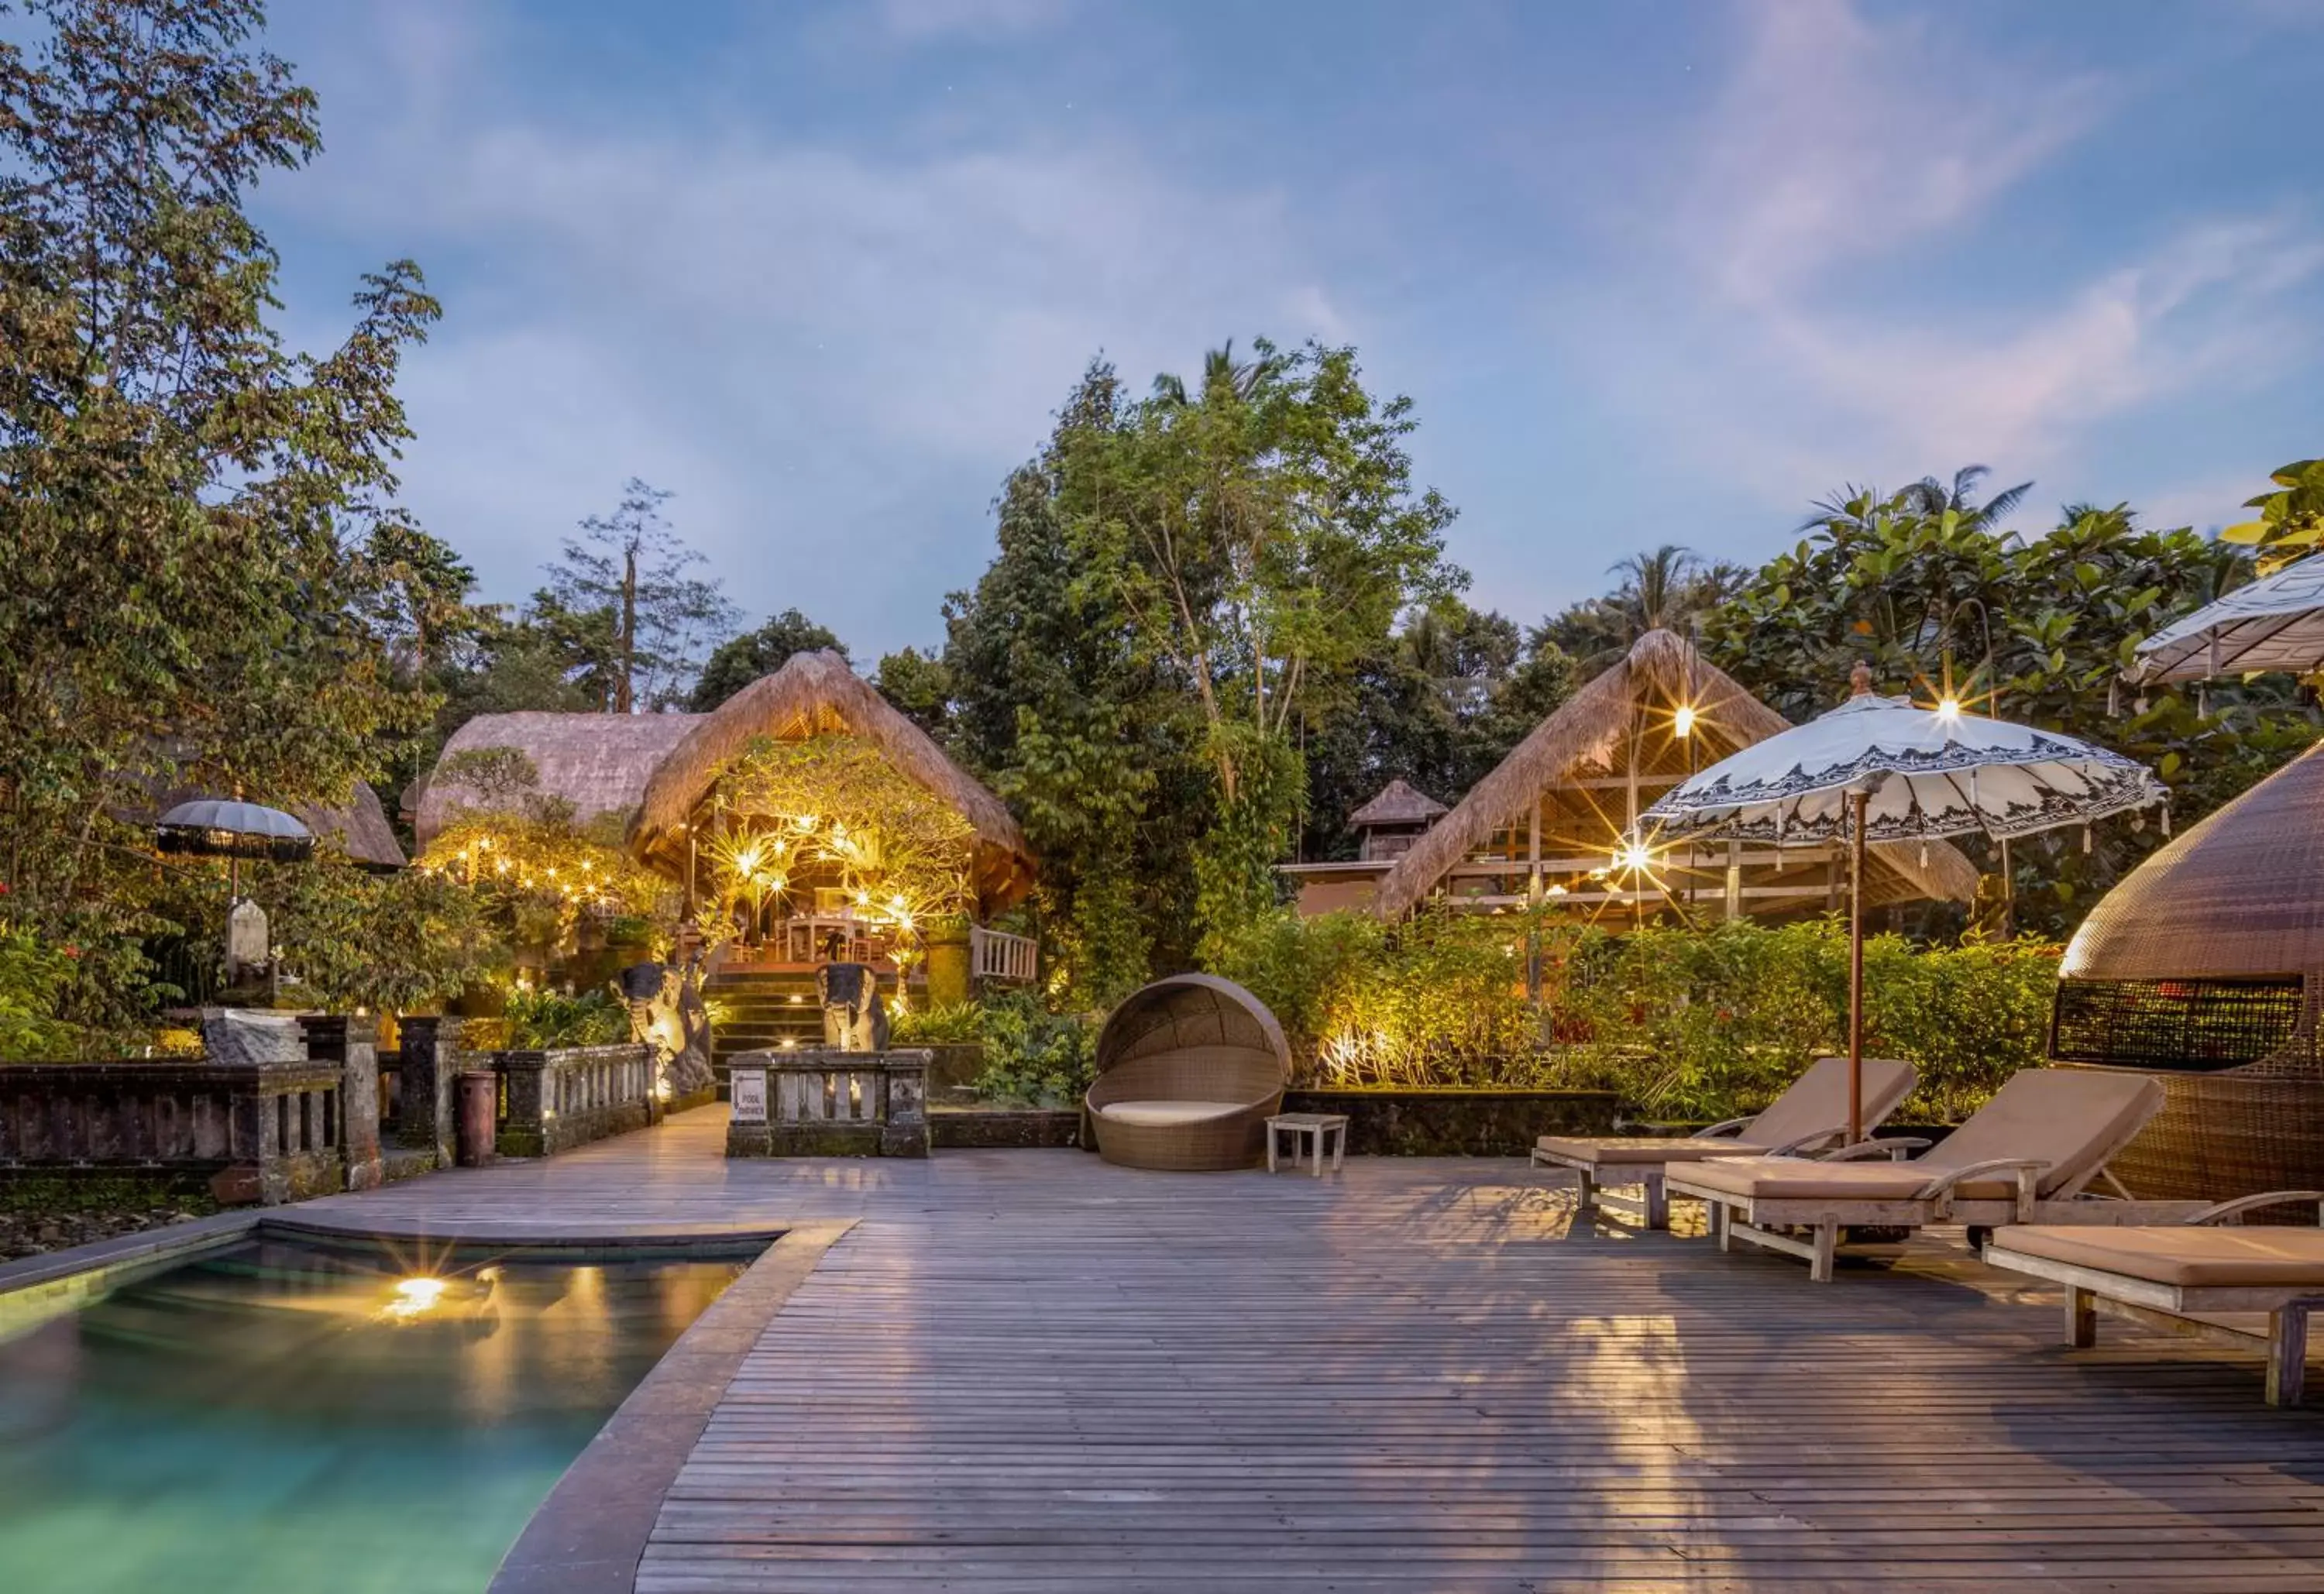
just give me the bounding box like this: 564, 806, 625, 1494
486, 1218, 858, 1594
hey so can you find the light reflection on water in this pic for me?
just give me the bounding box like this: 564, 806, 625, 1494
0, 1238, 744, 1593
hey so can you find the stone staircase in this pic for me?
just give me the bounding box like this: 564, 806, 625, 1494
704, 967, 901, 1094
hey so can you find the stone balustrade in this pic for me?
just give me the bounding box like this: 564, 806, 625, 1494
726, 1048, 930, 1158
0, 1056, 345, 1204
493, 1043, 658, 1159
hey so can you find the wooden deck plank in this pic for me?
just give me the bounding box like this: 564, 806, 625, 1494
291, 1108, 2324, 1590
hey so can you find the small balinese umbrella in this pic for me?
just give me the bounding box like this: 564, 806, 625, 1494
2133, 556, 2324, 685
1643, 672, 2168, 1142
153, 798, 316, 864
2133, 557, 2324, 685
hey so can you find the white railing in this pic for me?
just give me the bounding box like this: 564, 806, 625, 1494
970, 925, 1038, 984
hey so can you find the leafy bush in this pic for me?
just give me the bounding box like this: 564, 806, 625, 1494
504, 988, 628, 1049
1211, 908, 2062, 1122
972, 991, 1098, 1106
891, 1000, 985, 1045
0, 922, 81, 1061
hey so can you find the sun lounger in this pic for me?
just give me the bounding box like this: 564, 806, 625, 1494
1663, 1070, 2205, 1281
1532, 1055, 1917, 1229
1983, 1192, 2324, 1405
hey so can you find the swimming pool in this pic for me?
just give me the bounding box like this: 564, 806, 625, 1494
0, 1235, 748, 1592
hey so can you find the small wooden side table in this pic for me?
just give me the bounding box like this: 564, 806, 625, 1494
1267, 1111, 1349, 1176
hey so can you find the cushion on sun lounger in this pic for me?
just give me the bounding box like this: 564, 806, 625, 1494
1673, 1157, 2014, 1202
1994, 1225, 2324, 1288
1913, 1070, 2163, 1198
1741, 1055, 1917, 1151
1533, 1135, 1779, 1166
1097, 1101, 1246, 1128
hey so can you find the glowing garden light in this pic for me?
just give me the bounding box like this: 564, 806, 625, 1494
1673, 703, 1697, 739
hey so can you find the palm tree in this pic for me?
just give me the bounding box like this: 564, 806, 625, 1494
1151, 338, 1279, 407
1900, 465, 2035, 531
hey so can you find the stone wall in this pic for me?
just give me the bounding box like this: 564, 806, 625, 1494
1281, 1088, 1621, 1156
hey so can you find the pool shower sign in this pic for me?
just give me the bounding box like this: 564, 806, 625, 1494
730, 1065, 768, 1124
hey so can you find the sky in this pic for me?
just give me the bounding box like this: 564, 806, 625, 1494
246, 0, 2324, 658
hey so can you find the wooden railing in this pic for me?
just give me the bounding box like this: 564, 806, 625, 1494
727, 1048, 930, 1158
970, 926, 1038, 984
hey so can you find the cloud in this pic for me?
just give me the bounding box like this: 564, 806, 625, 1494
1559, 0, 2324, 524
871, 0, 1078, 43
266, 4, 1342, 648
1683, 0, 2106, 305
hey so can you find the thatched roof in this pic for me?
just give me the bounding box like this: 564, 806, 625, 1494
1349, 778, 1447, 828
1370, 630, 1980, 919
2064, 740, 2324, 981
411, 710, 703, 849
294, 780, 406, 871
627, 651, 1037, 911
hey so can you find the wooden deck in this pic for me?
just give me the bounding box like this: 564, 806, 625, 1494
297, 1108, 2324, 1591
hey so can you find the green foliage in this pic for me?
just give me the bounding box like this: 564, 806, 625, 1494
504, 987, 628, 1049
0, 920, 81, 1060
693, 609, 847, 712
889, 999, 985, 1045
1540, 545, 1749, 678
1299, 598, 1574, 861
242, 854, 497, 1014
2221, 455, 2324, 572
1217, 909, 2061, 1123
0, 0, 442, 1024
971, 992, 1099, 1106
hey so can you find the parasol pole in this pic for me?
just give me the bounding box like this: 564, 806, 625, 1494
1848, 785, 1867, 1146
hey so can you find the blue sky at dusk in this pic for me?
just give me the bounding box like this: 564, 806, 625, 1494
253, 0, 2324, 657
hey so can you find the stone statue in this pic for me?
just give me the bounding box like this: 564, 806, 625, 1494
621, 957, 715, 1101
816, 959, 889, 1052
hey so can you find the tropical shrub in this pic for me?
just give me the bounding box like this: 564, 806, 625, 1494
0, 922, 81, 1061
504, 988, 629, 1049
971, 991, 1099, 1106
1215, 908, 2061, 1122
890, 1000, 985, 1045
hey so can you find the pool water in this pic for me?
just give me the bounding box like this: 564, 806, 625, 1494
0, 1238, 746, 1593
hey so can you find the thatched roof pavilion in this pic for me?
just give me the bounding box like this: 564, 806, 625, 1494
628, 651, 1037, 912
408, 710, 703, 850
1370, 630, 1979, 921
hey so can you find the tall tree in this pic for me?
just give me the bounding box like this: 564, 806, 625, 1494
938, 361, 1203, 1000
690, 608, 847, 711
0, 0, 438, 1024
1065, 338, 1459, 953
546, 479, 737, 712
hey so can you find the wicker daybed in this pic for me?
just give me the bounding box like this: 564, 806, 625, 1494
2051, 741, 2324, 1202
1086, 974, 1291, 1172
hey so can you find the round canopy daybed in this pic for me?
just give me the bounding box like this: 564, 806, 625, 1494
1086, 974, 1291, 1172
2053, 740, 2324, 1201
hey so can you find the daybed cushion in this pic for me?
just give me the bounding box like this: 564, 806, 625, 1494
1993, 1225, 2324, 1289
1098, 1101, 1246, 1129
1535, 1135, 1775, 1166
1919, 1069, 2162, 1198
1674, 1157, 2023, 1204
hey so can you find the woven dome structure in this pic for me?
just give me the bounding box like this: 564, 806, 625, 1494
2055, 740, 2324, 1201
1086, 975, 1291, 1171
